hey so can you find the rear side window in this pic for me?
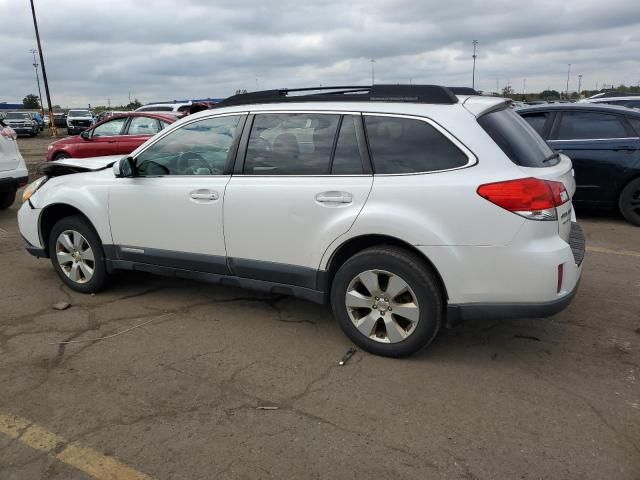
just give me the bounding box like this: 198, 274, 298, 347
478, 108, 554, 168
364, 116, 467, 174
629, 118, 640, 136
331, 116, 364, 174
244, 113, 340, 175
521, 112, 549, 136
555, 112, 628, 140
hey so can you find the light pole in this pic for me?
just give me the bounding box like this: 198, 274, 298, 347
29, 49, 44, 117
523, 78, 527, 96
577, 75, 583, 99
472, 40, 478, 89
371, 58, 376, 85
29, 0, 57, 136
565, 64, 571, 99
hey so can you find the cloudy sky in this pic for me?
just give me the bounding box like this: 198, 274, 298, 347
1, 0, 639, 107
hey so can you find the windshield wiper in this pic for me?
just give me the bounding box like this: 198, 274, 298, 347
542, 150, 563, 164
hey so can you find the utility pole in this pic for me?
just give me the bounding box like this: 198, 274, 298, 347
565, 64, 571, 99
29, 49, 44, 117
496, 79, 499, 95
472, 40, 478, 89
371, 58, 376, 85
577, 75, 583, 99
523, 78, 527, 96
29, 0, 57, 136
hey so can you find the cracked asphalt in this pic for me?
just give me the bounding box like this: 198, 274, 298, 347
1, 136, 639, 479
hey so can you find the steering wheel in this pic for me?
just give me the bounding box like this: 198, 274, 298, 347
177, 152, 209, 174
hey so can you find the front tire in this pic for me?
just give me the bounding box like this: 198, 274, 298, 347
330, 246, 443, 358
54, 153, 70, 161
619, 178, 640, 226
0, 190, 16, 210
48, 215, 109, 293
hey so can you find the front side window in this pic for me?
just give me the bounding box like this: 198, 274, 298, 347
135, 115, 242, 176
556, 112, 629, 140
127, 116, 161, 135
521, 112, 550, 136
365, 115, 468, 174
92, 118, 126, 137
244, 113, 340, 175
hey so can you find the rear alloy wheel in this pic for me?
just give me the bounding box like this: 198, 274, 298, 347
619, 177, 640, 226
331, 246, 443, 357
49, 216, 109, 293
0, 190, 16, 210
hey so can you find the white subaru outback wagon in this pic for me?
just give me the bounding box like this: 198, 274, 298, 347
18, 85, 585, 357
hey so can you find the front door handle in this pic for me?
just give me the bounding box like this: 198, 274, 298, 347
190, 189, 219, 201
315, 191, 353, 204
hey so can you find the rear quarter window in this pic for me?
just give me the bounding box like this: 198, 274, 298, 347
479, 108, 555, 168
364, 116, 468, 174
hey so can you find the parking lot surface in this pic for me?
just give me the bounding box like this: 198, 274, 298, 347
1, 135, 639, 479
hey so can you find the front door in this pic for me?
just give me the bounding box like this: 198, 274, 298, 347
224, 112, 373, 289
76, 117, 127, 158
108, 114, 246, 273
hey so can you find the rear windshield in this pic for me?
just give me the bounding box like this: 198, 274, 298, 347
478, 107, 556, 167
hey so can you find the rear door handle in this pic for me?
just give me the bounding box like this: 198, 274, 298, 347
315, 191, 353, 204
190, 189, 219, 201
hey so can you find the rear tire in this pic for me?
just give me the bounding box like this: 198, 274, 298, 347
0, 190, 16, 210
48, 215, 109, 293
330, 246, 443, 358
619, 178, 640, 226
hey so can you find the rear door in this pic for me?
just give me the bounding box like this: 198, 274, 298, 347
547, 110, 640, 204
223, 112, 373, 288
117, 116, 163, 155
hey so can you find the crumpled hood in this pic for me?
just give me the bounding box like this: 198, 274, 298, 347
39, 155, 123, 177
54, 155, 123, 170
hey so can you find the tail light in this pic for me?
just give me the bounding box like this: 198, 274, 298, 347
477, 177, 569, 221
0, 127, 17, 141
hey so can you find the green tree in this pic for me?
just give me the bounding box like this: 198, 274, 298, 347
23, 94, 40, 109
539, 89, 560, 100
125, 98, 142, 110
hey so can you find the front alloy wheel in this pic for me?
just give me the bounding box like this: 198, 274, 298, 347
55, 230, 95, 283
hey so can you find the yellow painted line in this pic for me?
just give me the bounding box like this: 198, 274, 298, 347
0, 412, 153, 480
587, 246, 640, 258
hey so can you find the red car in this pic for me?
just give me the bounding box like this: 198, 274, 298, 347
46, 112, 178, 161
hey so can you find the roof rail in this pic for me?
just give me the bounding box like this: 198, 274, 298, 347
216, 84, 464, 107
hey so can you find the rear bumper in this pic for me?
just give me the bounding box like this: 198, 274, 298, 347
0, 176, 29, 192
419, 221, 585, 322
447, 279, 580, 323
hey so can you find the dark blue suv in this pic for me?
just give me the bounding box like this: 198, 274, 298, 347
517, 103, 640, 225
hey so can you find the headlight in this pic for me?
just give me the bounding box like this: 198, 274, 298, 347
22, 177, 48, 203
47, 144, 53, 150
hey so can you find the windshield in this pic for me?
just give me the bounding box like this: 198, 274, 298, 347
68, 110, 92, 117
478, 107, 557, 168
5, 112, 30, 119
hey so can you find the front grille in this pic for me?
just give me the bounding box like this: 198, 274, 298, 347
569, 222, 585, 266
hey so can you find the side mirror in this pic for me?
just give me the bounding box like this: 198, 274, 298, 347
80, 131, 91, 140
113, 156, 135, 178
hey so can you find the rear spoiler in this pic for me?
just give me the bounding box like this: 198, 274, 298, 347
462, 96, 512, 117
